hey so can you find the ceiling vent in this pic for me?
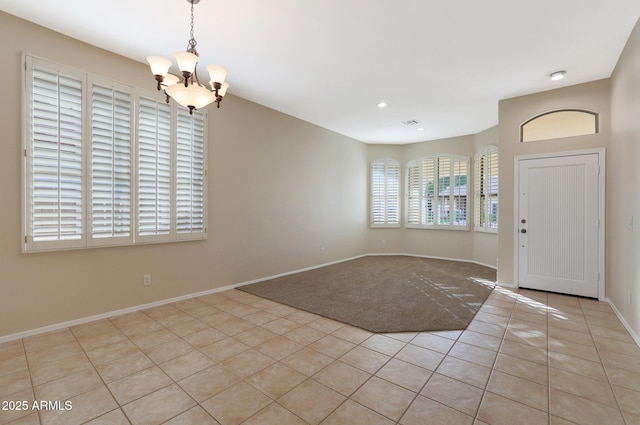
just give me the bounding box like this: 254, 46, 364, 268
402, 119, 420, 126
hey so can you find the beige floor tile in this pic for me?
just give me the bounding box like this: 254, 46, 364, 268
0, 388, 35, 424
493, 353, 548, 385
163, 406, 221, 425
589, 324, 634, 342
242, 403, 307, 425
606, 365, 640, 392
85, 339, 140, 365
26, 341, 83, 369
314, 360, 371, 396
265, 303, 299, 317
279, 380, 346, 425
487, 370, 548, 411
477, 304, 512, 318
594, 334, 640, 357
23, 329, 75, 353
96, 351, 154, 383
499, 339, 548, 365
213, 318, 255, 336
246, 362, 306, 399
375, 358, 432, 392
436, 356, 491, 389
178, 364, 240, 402
458, 330, 502, 351
599, 349, 640, 373
473, 311, 510, 327
263, 318, 303, 335
83, 409, 131, 425
467, 320, 507, 339
255, 336, 304, 360
361, 334, 407, 356
107, 366, 173, 405
331, 326, 373, 344
243, 311, 279, 326
201, 382, 271, 425
548, 351, 607, 381
160, 350, 215, 381
129, 329, 179, 351
477, 392, 548, 425
613, 385, 640, 416
422, 373, 484, 416
75, 330, 128, 352
340, 346, 390, 374
507, 318, 548, 335
307, 317, 345, 334
510, 310, 548, 325
549, 388, 625, 425
401, 395, 474, 425
281, 347, 334, 376
143, 338, 194, 364
0, 369, 31, 399
286, 310, 321, 325
35, 367, 103, 401
234, 327, 278, 347
394, 344, 444, 370
221, 349, 276, 378
183, 328, 227, 348
385, 332, 420, 342
320, 399, 394, 425
352, 376, 415, 421
0, 354, 27, 379
30, 352, 93, 386
199, 338, 250, 362
623, 411, 640, 425
549, 336, 600, 362
123, 383, 196, 425
504, 328, 547, 348
448, 341, 498, 368
283, 325, 326, 345
548, 326, 595, 347
309, 335, 356, 358
0, 341, 24, 362
549, 367, 616, 407
167, 319, 210, 337
548, 315, 590, 333
40, 386, 117, 425
119, 320, 165, 339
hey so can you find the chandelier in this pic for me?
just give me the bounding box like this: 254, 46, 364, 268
146, 0, 229, 114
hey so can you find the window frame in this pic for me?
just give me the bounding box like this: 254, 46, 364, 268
22, 54, 208, 253
370, 157, 401, 228
474, 145, 498, 233
405, 154, 470, 230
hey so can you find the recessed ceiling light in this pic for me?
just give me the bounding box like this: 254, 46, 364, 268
417, 127, 424, 131
549, 70, 567, 81
377, 102, 388, 108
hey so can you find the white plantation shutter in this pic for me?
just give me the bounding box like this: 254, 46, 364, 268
138, 97, 172, 238
474, 145, 498, 232
90, 83, 132, 243
405, 155, 468, 229
23, 56, 209, 251
176, 109, 206, 237
370, 158, 400, 226
26, 63, 85, 250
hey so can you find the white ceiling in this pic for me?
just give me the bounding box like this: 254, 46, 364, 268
2, 0, 639, 144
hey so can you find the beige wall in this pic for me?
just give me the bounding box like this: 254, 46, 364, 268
0, 12, 368, 338
497, 80, 611, 286
609, 18, 640, 337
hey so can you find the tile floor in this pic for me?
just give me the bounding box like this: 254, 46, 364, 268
1, 286, 640, 425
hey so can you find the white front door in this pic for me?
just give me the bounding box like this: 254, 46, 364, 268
516, 152, 602, 298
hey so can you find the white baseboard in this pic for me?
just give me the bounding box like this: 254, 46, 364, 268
605, 298, 640, 348
367, 252, 497, 270
0, 254, 366, 344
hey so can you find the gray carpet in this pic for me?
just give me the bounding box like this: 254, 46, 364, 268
239, 255, 496, 333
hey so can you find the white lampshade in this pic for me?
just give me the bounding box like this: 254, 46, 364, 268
147, 56, 172, 77
174, 51, 199, 74
206, 64, 228, 85
161, 74, 180, 87
218, 81, 230, 97
165, 83, 216, 110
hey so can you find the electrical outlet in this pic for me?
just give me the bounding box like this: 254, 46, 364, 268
143, 275, 152, 286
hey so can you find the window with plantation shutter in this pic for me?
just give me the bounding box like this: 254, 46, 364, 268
90, 82, 132, 244
176, 109, 206, 236
25, 61, 85, 251
370, 158, 400, 227
137, 97, 172, 239
406, 154, 469, 229
474, 145, 498, 232
23, 55, 208, 252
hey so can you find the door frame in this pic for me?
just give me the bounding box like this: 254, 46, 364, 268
513, 148, 605, 300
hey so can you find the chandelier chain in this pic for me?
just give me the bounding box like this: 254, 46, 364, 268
188, 1, 197, 52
